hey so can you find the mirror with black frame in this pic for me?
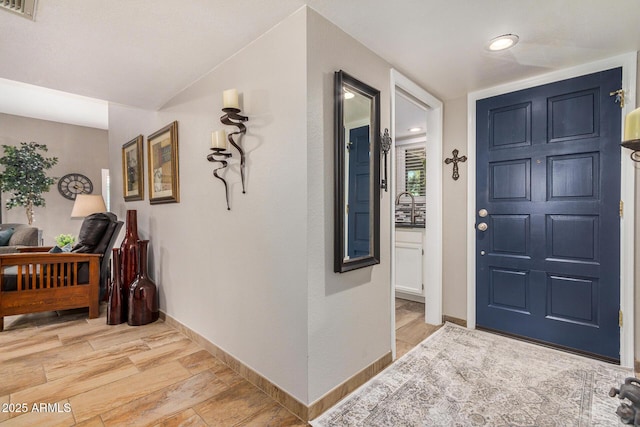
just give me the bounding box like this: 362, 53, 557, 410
334, 70, 381, 273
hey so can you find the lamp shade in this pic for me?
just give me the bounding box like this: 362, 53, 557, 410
71, 194, 107, 218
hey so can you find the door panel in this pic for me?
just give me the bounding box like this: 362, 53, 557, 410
547, 89, 599, 142
489, 268, 529, 313
490, 102, 531, 149
547, 152, 599, 200
476, 68, 621, 360
491, 215, 529, 256
489, 159, 531, 201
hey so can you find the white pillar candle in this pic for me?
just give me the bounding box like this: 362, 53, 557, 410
223, 89, 239, 109
212, 130, 227, 149
624, 107, 640, 142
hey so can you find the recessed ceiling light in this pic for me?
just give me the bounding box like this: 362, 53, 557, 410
408, 127, 422, 132
486, 34, 519, 51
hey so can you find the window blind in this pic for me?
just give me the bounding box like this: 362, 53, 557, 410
405, 147, 426, 197
396, 144, 426, 197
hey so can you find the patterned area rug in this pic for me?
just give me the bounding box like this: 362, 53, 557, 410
312, 323, 631, 426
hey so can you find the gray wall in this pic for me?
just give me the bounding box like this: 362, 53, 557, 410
0, 113, 108, 244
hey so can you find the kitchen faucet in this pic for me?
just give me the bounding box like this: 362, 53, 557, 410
395, 191, 416, 224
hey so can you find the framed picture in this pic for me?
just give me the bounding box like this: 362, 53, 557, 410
122, 135, 144, 201
147, 121, 180, 204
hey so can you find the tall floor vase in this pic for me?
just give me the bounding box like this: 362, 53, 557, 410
120, 209, 139, 316
107, 248, 124, 325
128, 240, 159, 326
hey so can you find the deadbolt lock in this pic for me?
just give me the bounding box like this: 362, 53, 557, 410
478, 209, 488, 218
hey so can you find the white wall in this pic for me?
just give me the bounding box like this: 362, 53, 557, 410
306, 9, 392, 403
0, 113, 108, 244
442, 96, 468, 320
108, 6, 395, 406
109, 9, 310, 402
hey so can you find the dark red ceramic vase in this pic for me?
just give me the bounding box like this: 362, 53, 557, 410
120, 209, 139, 315
107, 248, 124, 325
128, 240, 159, 326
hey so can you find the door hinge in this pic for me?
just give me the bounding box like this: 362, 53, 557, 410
422, 283, 424, 290
619, 310, 623, 327
422, 249, 424, 255
609, 89, 625, 109
620, 200, 624, 218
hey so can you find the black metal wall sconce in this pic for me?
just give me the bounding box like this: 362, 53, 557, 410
207, 89, 250, 210
221, 89, 249, 193
208, 130, 232, 210
380, 128, 391, 191
621, 107, 640, 161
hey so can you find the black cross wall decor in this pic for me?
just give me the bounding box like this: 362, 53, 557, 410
444, 149, 467, 181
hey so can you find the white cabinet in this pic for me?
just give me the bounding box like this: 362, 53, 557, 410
395, 229, 424, 296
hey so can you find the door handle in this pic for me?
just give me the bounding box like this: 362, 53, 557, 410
477, 222, 488, 232
478, 208, 488, 218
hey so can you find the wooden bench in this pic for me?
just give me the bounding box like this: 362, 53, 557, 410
0, 252, 101, 331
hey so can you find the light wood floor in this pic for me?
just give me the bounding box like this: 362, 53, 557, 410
395, 298, 440, 358
0, 301, 439, 426
0, 307, 306, 426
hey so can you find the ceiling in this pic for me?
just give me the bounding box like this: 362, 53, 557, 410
395, 92, 427, 141
0, 0, 639, 125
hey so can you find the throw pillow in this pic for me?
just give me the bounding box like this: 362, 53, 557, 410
9, 226, 38, 247
0, 228, 14, 246
49, 245, 63, 253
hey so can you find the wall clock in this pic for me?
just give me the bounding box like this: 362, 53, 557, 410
58, 173, 93, 200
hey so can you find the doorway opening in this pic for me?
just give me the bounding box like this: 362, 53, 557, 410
466, 53, 637, 367
390, 69, 443, 360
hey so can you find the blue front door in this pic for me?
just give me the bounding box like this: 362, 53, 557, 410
476, 68, 622, 361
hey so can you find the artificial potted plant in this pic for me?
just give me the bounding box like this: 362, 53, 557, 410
0, 142, 58, 225
54, 233, 76, 252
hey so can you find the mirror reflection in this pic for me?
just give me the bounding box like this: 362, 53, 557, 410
334, 70, 380, 273
343, 90, 372, 259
